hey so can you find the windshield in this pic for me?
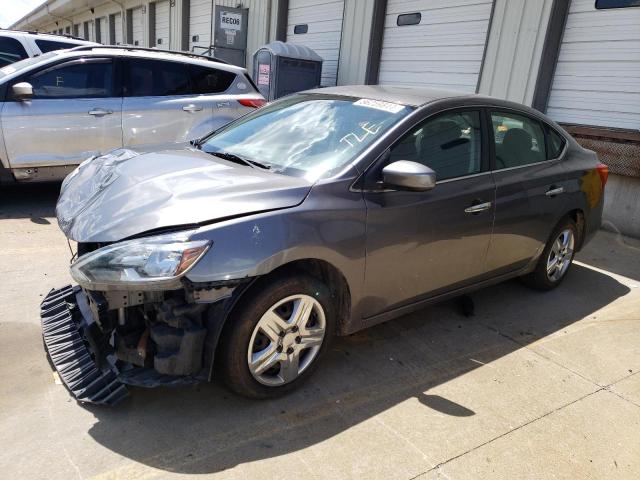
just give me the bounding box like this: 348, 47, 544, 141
0, 51, 59, 80
201, 95, 413, 180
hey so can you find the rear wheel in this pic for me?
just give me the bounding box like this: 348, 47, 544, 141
522, 218, 577, 290
217, 273, 334, 398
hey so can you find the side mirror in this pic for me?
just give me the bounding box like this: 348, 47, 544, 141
12, 82, 33, 101
382, 160, 436, 191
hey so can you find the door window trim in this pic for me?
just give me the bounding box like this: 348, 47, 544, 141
486, 107, 564, 172
123, 57, 193, 98
359, 106, 491, 191
8, 56, 120, 100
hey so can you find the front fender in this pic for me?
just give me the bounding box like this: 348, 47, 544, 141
185, 178, 367, 311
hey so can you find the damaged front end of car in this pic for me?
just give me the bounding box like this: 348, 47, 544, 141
42, 144, 314, 405
41, 230, 248, 406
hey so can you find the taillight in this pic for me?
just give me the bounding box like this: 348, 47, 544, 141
238, 98, 266, 108
596, 163, 609, 187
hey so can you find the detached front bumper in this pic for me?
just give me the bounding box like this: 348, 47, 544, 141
40, 285, 129, 406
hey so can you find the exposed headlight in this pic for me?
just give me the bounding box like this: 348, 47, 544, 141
70, 232, 211, 289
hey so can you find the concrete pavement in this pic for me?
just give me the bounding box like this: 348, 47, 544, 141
1, 183, 639, 479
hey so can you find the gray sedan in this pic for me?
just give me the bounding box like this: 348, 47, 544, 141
43, 86, 608, 403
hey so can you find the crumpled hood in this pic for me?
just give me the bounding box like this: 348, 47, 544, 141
57, 148, 312, 242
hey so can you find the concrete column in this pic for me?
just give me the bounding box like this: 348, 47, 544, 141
602, 174, 640, 239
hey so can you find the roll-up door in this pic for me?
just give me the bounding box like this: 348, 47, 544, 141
378, 0, 493, 92
547, 0, 640, 130
96, 17, 104, 44
131, 7, 144, 46
189, 0, 213, 52
155, 0, 170, 48
287, 0, 345, 87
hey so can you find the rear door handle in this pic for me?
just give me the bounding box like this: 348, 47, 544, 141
464, 201, 492, 214
545, 186, 564, 197
182, 104, 203, 112
88, 108, 113, 116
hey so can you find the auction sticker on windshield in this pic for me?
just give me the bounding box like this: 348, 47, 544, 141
354, 98, 405, 114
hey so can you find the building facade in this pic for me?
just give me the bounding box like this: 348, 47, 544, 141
10, 0, 640, 236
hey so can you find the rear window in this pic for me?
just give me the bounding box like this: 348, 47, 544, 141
126, 59, 190, 96
35, 39, 84, 53
189, 64, 235, 94
0, 37, 29, 67
546, 127, 566, 159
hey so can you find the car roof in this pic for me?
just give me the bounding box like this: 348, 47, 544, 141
60, 46, 247, 74
0, 30, 93, 43
302, 85, 559, 124
306, 85, 475, 107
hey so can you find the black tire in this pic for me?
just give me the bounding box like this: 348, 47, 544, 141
522, 217, 578, 291
216, 272, 335, 399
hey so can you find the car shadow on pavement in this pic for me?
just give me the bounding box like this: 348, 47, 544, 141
83, 263, 630, 475
0, 183, 60, 220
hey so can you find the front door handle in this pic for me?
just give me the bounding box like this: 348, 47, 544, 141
464, 201, 492, 214
545, 186, 564, 197
182, 104, 203, 113
88, 108, 113, 116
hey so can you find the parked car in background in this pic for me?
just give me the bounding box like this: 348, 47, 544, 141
42, 86, 607, 404
0, 45, 265, 183
0, 30, 96, 66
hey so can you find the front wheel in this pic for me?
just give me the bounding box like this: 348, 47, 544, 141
522, 218, 577, 290
216, 273, 335, 398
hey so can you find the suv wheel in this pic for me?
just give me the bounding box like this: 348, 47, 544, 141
522, 217, 577, 290
217, 273, 335, 398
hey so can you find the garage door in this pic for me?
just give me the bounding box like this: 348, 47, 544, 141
378, 0, 493, 92
287, 0, 345, 87
189, 0, 212, 52
131, 7, 144, 46
114, 13, 123, 45
95, 17, 104, 44
547, 0, 640, 130
155, 0, 170, 48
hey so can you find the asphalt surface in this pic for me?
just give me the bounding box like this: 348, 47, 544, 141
1, 183, 639, 479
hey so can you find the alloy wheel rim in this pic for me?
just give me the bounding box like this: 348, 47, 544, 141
546, 229, 574, 282
247, 294, 326, 386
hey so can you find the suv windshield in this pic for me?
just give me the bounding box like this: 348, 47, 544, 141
201, 95, 413, 180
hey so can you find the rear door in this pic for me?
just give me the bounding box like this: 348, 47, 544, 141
1, 56, 122, 168
121, 58, 240, 151
485, 109, 570, 275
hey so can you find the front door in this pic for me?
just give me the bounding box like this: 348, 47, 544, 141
363, 110, 495, 318
1, 57, 122, 168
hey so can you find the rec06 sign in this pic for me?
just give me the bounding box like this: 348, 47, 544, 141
220, 11, 242, 31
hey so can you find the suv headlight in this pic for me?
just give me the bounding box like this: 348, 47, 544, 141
71, 232, 211, 289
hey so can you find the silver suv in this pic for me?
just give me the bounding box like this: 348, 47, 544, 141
0, 30, 96, 66
0, 46, 265, 183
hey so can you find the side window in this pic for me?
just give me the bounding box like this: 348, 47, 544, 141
127, 59, 190, 97
35, 40, 83, 53
491, 111, 547, 169
546, 127, 566, 159
190, 65, 235, 94
24, 59, 114, 99
389, 110, 482, 181
0, 37, 29, 67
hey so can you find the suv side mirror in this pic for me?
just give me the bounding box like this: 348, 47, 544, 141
382, 160, 436, 191
12, 82, 33, 101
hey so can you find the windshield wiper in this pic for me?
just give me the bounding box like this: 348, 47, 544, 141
209, 151, 271, 170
